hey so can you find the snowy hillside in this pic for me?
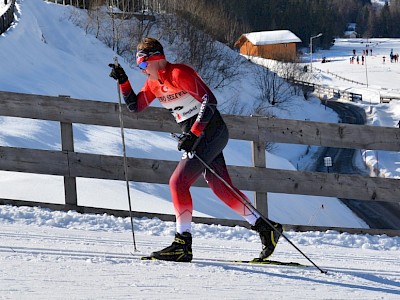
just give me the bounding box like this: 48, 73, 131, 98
0, 0, 367, 228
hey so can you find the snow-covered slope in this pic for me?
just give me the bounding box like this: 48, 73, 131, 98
0, 205, 399, 299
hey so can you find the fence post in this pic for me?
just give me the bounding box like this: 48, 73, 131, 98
251, 140, 268, 217
60, 122, 78, 206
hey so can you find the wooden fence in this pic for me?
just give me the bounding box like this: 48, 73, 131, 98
380, 94, 400, 103
0, 91, 400, 236
308, 68, 400, 103
289, 79, 363, 102
0, 0, 15, 35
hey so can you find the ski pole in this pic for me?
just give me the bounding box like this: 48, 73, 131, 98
171, 133, 327, 274
114, 56, 138, 252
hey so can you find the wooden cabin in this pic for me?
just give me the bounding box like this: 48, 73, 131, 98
234, 30, 301, 61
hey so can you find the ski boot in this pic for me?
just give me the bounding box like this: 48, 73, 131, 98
150, 232, 193, 262
251, 218, 284, 260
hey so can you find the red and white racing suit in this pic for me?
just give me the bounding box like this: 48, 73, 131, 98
120, 62, 259, 233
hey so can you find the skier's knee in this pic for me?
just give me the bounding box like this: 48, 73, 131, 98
169, 172, 189, 192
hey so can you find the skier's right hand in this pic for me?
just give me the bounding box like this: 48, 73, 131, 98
108, 63, 128, 84
178, 132, 198, 152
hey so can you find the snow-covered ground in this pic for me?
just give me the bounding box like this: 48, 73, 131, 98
314, 38, 400, 100
0, 1, 11, 16
1, 205, 399, 299
0, 1, 400, 299
311, 38, 400, 179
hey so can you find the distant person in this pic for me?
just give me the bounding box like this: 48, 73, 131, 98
362, 55, 364, 65
353, 49, 356, 56
108, 37, 283, 262
383, 56, 386, 64
397, 120, 400, 128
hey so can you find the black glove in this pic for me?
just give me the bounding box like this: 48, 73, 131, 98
178, 132, 198, 152
108, 63, 128, 84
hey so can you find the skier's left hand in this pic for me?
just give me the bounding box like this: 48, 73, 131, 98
178, 132, 198, 152
108, 63, 128, 84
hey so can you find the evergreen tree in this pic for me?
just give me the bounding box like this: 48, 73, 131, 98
158, 0, 400, 49
378, 2, 392, 37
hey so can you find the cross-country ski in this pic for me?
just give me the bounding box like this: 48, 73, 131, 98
140, 255, 308, 268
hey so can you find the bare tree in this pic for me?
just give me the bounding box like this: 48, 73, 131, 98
85, 1, 107, 38
253, 63, 296, 113
159, 5, 241, 90
67, 0, 156, 62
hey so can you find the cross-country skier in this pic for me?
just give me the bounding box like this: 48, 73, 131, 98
108, 37, 283, 262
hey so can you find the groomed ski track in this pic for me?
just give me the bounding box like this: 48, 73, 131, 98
1, 219, 399, 299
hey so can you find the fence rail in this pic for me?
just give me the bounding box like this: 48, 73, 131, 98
0, 91, 400, 236
305, 68, 400, 103
289, 79, 363, 102
0, 0, 15, 35
380, 94, 400, 103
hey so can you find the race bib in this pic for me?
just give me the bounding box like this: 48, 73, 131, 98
159, 92, 200, 123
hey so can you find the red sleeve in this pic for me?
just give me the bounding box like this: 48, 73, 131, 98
171, 65, 217, 137
136, 81, 156, 111
119, 80, 156, 112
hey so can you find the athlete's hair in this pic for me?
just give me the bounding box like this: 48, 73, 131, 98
137, 37, 164, 55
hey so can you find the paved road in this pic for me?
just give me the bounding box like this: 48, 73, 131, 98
313, 101, 400, 229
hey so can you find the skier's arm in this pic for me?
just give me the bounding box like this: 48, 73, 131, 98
119, 80, 155, 112
172, 66, 217, 137
109, 63, 155, 112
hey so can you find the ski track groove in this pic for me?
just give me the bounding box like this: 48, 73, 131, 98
2, 237, 398, 280
1, 229, 397, 265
